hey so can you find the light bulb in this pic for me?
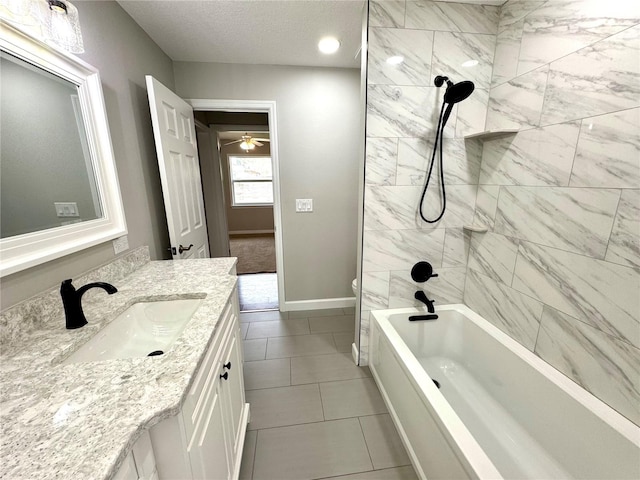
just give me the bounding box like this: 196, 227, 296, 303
318, 37, 340, 54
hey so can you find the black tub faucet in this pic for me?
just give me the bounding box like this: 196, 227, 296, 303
60, 279, 118, 329
415, 290, 436, 313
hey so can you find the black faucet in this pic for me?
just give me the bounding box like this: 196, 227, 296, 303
410, 291, 438, 321
60, 279, 118, 329
415, 290, 435, 313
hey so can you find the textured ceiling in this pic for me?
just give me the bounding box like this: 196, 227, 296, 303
117, 0, 365, 68
439, 0, 506, 5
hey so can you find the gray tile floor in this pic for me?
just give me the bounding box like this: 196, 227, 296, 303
238, 273, 279, 311
239, 309, 418, 480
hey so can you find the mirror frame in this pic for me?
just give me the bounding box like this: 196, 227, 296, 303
0, 21, 127, 276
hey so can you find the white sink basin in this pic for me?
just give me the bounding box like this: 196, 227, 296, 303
63, 298, 203, 364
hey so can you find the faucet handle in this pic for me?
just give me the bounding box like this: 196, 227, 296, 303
411, 261, 438, 282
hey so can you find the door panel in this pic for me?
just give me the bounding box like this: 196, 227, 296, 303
146, 75, 209, 260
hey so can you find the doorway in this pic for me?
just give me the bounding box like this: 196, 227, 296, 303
191, 101, 284, 312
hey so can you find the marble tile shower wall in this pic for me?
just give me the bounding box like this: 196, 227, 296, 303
361, 0, 499, 364
466, 0, 640, 425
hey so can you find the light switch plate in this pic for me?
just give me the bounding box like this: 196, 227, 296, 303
113, 235, 129, 255
295, 199, 313, 212
54, 202, 79, 217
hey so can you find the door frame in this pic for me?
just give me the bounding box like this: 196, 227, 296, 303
187, 99, 285, 310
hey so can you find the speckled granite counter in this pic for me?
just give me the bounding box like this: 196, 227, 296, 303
0, 256, 237, 479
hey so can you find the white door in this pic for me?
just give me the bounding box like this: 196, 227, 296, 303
146, 75, 209, 259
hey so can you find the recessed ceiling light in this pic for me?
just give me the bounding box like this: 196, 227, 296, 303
318, 37, 340, 54
386, 55, 404, 65
462, 59, 479, 67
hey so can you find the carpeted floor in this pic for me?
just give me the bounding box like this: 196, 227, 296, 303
229, 234, 277, 274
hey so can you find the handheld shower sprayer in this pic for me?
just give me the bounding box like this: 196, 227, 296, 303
419, 75, 475, 223
433, 75, 475, 126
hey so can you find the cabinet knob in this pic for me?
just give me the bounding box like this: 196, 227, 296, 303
220, 371, 229, 380
223, 362, 232, 370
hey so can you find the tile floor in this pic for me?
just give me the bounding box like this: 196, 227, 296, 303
238, 273, 279, 311
238, 308, 418, 480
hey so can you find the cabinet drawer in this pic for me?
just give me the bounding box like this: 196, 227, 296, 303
182, 300, 234, 440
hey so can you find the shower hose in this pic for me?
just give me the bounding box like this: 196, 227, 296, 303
419, 101, 448, 224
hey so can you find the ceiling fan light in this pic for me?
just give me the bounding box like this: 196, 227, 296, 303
239, 140, 255, 151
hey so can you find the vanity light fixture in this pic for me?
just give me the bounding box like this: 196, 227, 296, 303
318, 36, 340, 54
0, 0, 84, 53
47, 0, 65, 13
386, 55, 404, 65
42, 0, 84, 53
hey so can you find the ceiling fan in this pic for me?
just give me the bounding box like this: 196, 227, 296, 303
224, 134, 270, 151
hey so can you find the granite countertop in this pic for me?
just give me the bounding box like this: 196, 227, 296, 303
0, 258, 237, 480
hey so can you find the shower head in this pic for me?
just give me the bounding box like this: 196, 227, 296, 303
444, 81, 475, 104
434, 75, 475, 104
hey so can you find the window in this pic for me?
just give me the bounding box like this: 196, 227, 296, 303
229, 156, 273, 206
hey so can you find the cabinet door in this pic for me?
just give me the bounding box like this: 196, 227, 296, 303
220, 323, 246, 466
188, 378, 230, 480
113, 452, 138, 480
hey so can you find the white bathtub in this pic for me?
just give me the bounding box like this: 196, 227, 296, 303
369, 304, 640, 480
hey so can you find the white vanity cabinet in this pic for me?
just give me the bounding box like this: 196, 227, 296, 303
113, 431, 159, 480
149, 289, 249, 480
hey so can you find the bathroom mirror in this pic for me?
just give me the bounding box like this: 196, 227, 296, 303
0, 21, 126, 276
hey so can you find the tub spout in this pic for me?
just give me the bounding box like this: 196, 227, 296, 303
415, 290, 436, 313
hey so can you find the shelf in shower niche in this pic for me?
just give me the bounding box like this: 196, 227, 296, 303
463, 225, 489, 233
464, 129, 519, 140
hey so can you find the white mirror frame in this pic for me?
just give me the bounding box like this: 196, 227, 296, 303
0, 21, 127, 276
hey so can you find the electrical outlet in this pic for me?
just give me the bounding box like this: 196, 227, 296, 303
295, 199, 313, 212
54, 202, 79, 217
113, 235, 129, 255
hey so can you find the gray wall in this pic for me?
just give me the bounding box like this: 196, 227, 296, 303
220, 142, 275, 233
1, 56, 99, 237
174, 62, 361, 301
0, 0, 174, 309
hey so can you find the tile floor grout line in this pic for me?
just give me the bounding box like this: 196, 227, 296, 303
248, 417, 362, 433
312, 466, 413, 480
317, 382, 326, 421
245, 371, 372, 392
253, 350, 355, 361
357, 416, 376, 472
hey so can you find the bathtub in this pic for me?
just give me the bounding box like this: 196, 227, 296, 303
369, 304, 640, 480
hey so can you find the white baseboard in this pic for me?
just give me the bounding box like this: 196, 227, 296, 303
352, 342, 359, 365
228, 229, 274, 235
282, 296, 356, 312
